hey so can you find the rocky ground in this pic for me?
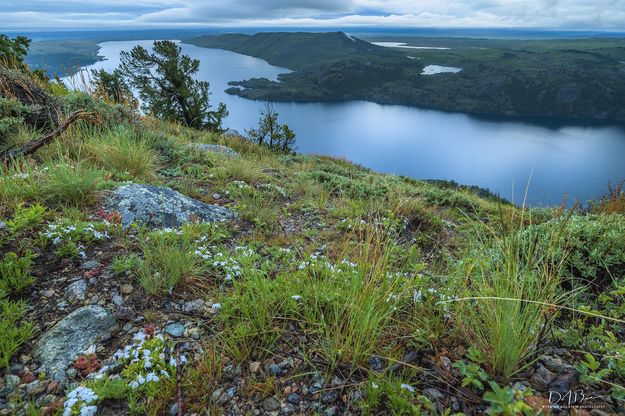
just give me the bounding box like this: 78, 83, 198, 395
1, 132, 624, 415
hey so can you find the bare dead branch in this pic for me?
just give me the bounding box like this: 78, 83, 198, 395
1, 109, 96, 163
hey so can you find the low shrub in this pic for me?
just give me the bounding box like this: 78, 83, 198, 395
41, 162, 102, 207
135, 229, 205, 295
0, 298, 34, 368
0, 252, 35, 295
527, 213, 625, 289
87, 125, 159, 180
304, 170, 388, 200
454, 210, 570, 379
62, 90, 136, 127
0, 163, 42, 214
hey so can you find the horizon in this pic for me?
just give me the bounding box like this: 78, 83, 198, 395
2, 1, 625, 31
8, 27, 625, 43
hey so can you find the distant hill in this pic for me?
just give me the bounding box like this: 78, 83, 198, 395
187, 31, 625, 122
189, 31, 390, 70
25, 39, 102, 77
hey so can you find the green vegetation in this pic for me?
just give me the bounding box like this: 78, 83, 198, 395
120, 40, 228, 131
90, 68, 136, 107
86, 125, 159, 180
455, 211, 570, 379
0, 35, 30, 66
135, 228, 206, 295
0, 299, 34, 369
246, 103, 296, 153
24, 39, 101, 77
1, 36, 625, 414
188, 31, 625, 121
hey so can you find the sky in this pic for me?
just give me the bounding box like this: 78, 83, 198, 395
1, 0, 624, 30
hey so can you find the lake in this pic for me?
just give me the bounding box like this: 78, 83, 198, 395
67, 40, 625, 206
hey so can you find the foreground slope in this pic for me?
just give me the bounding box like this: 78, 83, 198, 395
1, 70, 625, 414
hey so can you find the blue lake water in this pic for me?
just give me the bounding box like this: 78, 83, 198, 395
67, 40, 625, 206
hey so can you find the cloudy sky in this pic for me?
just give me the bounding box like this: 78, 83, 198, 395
2, 0, 624, 30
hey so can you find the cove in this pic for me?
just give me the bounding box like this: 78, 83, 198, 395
68, 40, 625, 206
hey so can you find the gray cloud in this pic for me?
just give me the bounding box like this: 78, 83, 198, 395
1, 0, 624, 30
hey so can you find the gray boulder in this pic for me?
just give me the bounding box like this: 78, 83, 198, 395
106, 184, 235, 228
187, 143, 239, 157
34, 306, 118, 383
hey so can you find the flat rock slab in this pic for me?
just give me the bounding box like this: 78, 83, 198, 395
187, 143, 239, 157
34, 306, 118, 383
106, 184, 235, 228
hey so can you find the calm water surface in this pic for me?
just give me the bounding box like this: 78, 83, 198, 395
68, 40, 625, 206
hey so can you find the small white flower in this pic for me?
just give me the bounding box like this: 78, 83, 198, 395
80, 405, 98, 416
146, 372, 160, 383
400, 384, 415, 393
291, 295, 302, 301
133, 331, 147, 341
211, 303, 221, 309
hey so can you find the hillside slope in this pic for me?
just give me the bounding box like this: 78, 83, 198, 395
188, 31, 389, 71
188, 32, 625, 121
1, 68, 625, 415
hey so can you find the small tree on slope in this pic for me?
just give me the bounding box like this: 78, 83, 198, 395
246, 103, 296, 153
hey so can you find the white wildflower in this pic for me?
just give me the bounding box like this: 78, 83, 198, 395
400, 384, 415, 393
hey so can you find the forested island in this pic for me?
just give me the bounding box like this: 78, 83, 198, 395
188, 31, 625, 121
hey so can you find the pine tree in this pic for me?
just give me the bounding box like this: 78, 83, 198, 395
119, 40, 227, 132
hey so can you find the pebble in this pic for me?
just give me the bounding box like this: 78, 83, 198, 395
26, 380, 47, 396
211, 388, 223, 403
531, 365, 557, 390
2, 374, 20, 395
111, 292, 124, 307
186, 327, 201, 340
323, 406, 338, 416
286, 393, 301, 404
368, 355, 384, 371
81, 260, 101, 270
249, 362, 261, 373
64, 279, 87, 302
164, 322, 185, 338
120, 284, 134, 295
40, 289, 55, 298
65, 368, 78, 380
262, 397, 281, 412
541, 355, 573, 373
182, 299, 205, 313
320, 389, 338, 404
46, 381, 59, 394
267, 364, 284, 377
282, 404, 296, 415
